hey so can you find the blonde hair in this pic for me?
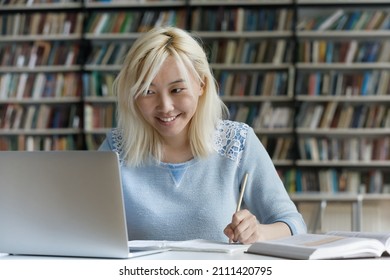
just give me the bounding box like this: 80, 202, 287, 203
114, 26, 228, 166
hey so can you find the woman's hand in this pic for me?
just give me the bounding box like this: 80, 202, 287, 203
224, 209, 292, 244
224, 209, 261, 244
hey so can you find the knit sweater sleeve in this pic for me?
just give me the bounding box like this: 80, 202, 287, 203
238, 126, 307, 235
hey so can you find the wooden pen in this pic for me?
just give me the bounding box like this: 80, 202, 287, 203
236, 173, 249, 212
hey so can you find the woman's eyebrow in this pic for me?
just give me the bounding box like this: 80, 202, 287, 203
149, 79, 186, 87
169, 79, 186, 85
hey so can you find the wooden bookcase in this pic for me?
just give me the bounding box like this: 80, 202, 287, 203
293, 0, 390, 194
1, 1, 390, 216
292, 0, 390, 232
0, 0, 84, 150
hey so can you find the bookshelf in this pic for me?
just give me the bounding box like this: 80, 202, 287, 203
291, 0, 390, 233
293, 1, 390, 197
0, 1, 389, 202
0, 0, 84, 150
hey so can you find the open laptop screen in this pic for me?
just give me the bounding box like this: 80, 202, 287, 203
0, 151, 130, 258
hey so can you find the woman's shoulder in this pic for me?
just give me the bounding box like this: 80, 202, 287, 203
213, 120, 251, 164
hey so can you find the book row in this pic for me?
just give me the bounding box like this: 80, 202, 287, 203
191, 8, 293, 32
4, 7, 388, 34
0, 12, 84, 36
82, 72, 115, 97
228, 102, 293, 129
0, 104, 81, 130
260, 136, 294, 161
84, 103, 116, 130
296, 103, 390, 129
0, 73, 82, 100
298, 136, 390, 161
84, 133, 105, 150
298, 40, 390, 63
0, 135, 81, 151
0, 41, 80, 67
215, 70, 289, 97
206, 38, 294, 64
85, 10, 187, 34
1, 0, 79, 4
296, 70, 390, 96
298, 9, 390, 31
86, 43, 131, 66
85, 38, 294, 66
9, 36, 388, 71
84, 8, 294, 35
280, 168, 390, 194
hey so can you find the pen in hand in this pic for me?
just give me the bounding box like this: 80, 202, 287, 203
229, 173, 249, 243
236, 173, 248, 213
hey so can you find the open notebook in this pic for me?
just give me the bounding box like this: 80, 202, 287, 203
0, 151, 165, 259
128, 239, 251, 254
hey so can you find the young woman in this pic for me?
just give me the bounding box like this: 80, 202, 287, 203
99, 26, 306, 244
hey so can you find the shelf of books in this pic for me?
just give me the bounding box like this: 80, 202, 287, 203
297, 0, 390, 5
189, 1, 296, 169
290, 2, 390, 197
0, 0, 82, 10
0, 0, 84, 150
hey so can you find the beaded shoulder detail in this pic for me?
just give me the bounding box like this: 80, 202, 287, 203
213, 120, 249, 164
111, 128, 125, 165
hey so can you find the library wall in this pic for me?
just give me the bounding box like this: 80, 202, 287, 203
0, 0, 84, 150
0, 0, 389, 232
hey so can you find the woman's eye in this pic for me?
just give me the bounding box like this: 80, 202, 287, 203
145, 89, 155, 95
172, 88, 184, 94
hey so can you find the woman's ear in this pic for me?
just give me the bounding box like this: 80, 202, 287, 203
199, 80, 205, 96
199, 86, 204, 96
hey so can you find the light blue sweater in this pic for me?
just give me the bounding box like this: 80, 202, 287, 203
99, 120, 306, 242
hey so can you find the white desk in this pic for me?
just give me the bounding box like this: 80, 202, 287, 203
0, 251, 280, 260
134, 250, 281, 260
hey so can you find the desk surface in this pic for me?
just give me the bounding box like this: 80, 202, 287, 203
137, 250, 281, 260
0, 251, 280, 260
2, 251, 389, 261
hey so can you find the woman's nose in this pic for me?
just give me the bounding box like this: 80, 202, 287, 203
157, 93, 174, 112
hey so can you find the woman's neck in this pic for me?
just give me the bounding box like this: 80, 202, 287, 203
161, 140, 193, 163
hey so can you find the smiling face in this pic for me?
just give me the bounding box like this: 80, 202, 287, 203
135, 56, 203, 146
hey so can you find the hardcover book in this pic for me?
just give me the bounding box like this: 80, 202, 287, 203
247, 231, 390, 260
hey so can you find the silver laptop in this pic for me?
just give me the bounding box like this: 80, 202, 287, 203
0, 151, 163, 259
